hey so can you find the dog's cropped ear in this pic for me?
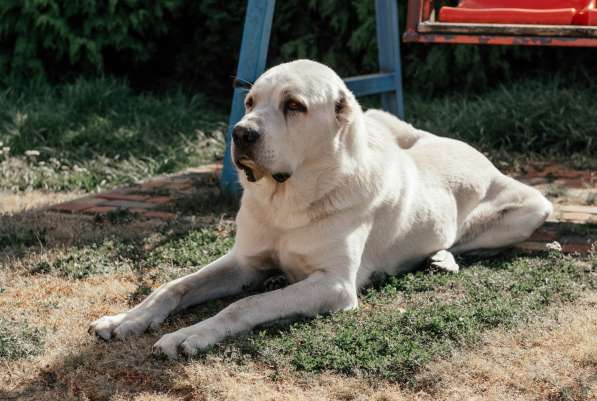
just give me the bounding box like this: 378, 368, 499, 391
335, 90, 351, 124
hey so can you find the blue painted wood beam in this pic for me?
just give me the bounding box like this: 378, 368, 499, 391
220, 0, 276, 195
345, 72, 396, 97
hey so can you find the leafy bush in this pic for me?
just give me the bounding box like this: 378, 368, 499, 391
0, 0, 182, 81
2, 0, 595, 98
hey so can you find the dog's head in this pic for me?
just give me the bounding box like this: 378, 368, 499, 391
232, 59, 358, 185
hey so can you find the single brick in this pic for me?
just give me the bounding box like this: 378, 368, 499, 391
553, 169, 582, 179
558, 204, 597, 214
561, 212, 592, 222
97, 200, 156, 209
96, 192, 149, 202
169, 181, 194, 190
515, 241, 548, 252
82, 206, 117, 215
553, 178, 585, 188
146, 196, 172, 205
140, 179, 169, 189
528, 228, 558, 242
523, 177, 550, 186
50, 197, 103, 213
142, 211, 177, 220
561, 243, 594, 254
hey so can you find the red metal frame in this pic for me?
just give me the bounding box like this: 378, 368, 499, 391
404, 0, 597, 47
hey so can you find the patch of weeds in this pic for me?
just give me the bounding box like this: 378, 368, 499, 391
0, 319, 44, 360
545, 184, 569, 198
549, 383, 593, 401
213, 252, 595, 382
128, 282, 154, 305
0, 228, 46, 250
148, 228, 233, 279
29, 240, 132, 279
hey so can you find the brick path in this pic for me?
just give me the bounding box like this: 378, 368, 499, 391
48, 163, 222, 222
48, 162, 596, 255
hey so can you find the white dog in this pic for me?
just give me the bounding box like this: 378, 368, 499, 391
90, 60, 552, 358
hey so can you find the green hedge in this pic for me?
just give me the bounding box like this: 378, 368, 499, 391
1, 1, 595, 98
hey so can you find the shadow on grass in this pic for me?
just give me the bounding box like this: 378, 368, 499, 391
0, 168, 238, 258
0, 286, 292, 400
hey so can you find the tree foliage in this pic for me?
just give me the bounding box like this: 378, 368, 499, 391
1, 0, 595, 97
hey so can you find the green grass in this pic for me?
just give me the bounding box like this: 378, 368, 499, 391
0, 78, 225, 192
1, 76, 595, 193
210, 252, 595, 383
0, 319, 44, 360
29, 240, 134, 279
148, 228, 234, 267
407, 78, 597, 158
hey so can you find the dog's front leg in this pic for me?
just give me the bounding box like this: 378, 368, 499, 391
153, 270, 358, 358
89, 251, 264, 340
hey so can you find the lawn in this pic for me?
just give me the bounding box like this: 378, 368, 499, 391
1, 76, 595, 193
0, 78, 596, 400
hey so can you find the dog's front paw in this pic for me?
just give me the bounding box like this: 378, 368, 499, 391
89, 311, 162, 341
152, 327, 218, 359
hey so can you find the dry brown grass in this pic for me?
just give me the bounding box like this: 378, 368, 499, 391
418, 292, 597, 401
0, 190, 82, 214
1, 192, 595, 401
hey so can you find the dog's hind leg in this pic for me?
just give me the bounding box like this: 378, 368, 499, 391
450, 177, 552, 255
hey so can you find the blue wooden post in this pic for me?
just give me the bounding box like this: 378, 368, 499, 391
220, 0, 405, 195
220, 0, 276, 195
375, 0, 405, 119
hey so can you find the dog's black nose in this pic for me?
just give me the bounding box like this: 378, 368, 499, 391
233, 126, 260, 147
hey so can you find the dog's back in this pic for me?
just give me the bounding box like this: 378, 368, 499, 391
364, 109, 434, 149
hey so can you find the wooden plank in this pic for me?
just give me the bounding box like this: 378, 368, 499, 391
403, 31, 597, 47
418, 21, 597, 37
344, 73, 396, 97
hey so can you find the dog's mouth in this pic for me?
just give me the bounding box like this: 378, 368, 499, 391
272, 173, 291, 183
235, 158, 291, 184
235, 158, 264, 182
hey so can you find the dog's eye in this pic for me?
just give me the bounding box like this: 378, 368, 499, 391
245, 97, 254, 109
284, 100, 306, 113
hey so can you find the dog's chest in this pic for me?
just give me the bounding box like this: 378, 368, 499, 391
270, 238, 316, 284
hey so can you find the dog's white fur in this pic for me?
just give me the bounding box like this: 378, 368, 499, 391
90, 60, 552, 358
